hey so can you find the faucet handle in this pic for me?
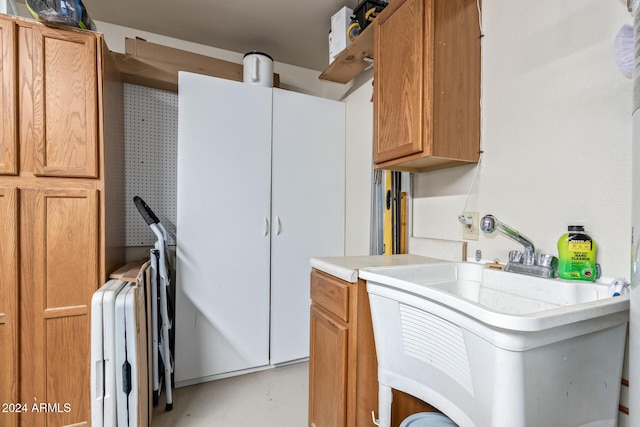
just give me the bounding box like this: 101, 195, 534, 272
509, 250, 523, 263
523, 251, 536, 266
538, 253, 558, 268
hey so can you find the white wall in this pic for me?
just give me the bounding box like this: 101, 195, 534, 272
413, 0, 633, 280
344, 76, 375, 255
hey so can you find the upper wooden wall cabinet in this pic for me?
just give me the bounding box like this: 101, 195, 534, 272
373, 0, 481, 172
0, 17, 105, 179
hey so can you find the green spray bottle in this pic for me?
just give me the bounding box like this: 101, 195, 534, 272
557, 225, 597, 281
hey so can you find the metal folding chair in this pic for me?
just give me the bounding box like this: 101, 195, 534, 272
134, 196, 174, 411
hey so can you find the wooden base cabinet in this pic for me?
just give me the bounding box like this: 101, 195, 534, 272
0, 15, 124, 427
309, 269, 436, 427
373, 0, 481, 172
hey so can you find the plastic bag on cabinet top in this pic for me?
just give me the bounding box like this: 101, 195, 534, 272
26, 0, 96, 31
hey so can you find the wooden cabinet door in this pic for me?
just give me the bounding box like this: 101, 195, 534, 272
0, 188, 18, 427
309, 304, 349, 427
32, 26, 98, 178
374, 0, 430, 163
0, 18, 17, 175
20, 188, 98, 427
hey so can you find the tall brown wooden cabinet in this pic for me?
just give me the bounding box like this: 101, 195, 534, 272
0, 15, 124, 427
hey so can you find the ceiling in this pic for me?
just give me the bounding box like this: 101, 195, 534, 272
80, 0, 362, 72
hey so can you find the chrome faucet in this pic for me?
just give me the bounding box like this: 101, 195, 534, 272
480, 215, 536, 265
480, 214, 557, 278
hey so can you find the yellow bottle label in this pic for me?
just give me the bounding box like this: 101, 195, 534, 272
568, 241, 591, 252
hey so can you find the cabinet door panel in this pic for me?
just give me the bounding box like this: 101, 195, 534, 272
0, 18, 17, 175
32, 26, 98, 178
270, 89, 345, 364
374, 0, 428, 163
20, 188, 98, 427
0, 188, 18, 427
175, 73, 271, 383
309, 304, 348, 427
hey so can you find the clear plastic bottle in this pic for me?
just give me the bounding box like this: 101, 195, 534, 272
557, 225, 597, 281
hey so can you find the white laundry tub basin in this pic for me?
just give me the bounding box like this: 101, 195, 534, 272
360, 262, 629, 427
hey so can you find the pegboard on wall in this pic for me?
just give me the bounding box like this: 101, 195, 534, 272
124, 83, 178, 246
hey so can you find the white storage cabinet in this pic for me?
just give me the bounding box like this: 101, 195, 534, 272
175, 72, 345, 385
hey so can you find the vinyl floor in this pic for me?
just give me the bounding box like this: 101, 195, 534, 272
152, 361, 308, 426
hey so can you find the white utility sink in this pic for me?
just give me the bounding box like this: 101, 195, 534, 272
360, 262, 629, 427
360, 261, 627, 331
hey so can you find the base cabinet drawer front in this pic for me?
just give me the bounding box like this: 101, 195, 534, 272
310, 270, 350, 321
309, 304, 349, 427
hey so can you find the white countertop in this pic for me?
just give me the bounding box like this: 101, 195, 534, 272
310, 254, 446, 283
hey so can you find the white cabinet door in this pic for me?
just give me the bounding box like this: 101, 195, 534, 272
270, 89, 346, 364
175, 73, 272, 384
